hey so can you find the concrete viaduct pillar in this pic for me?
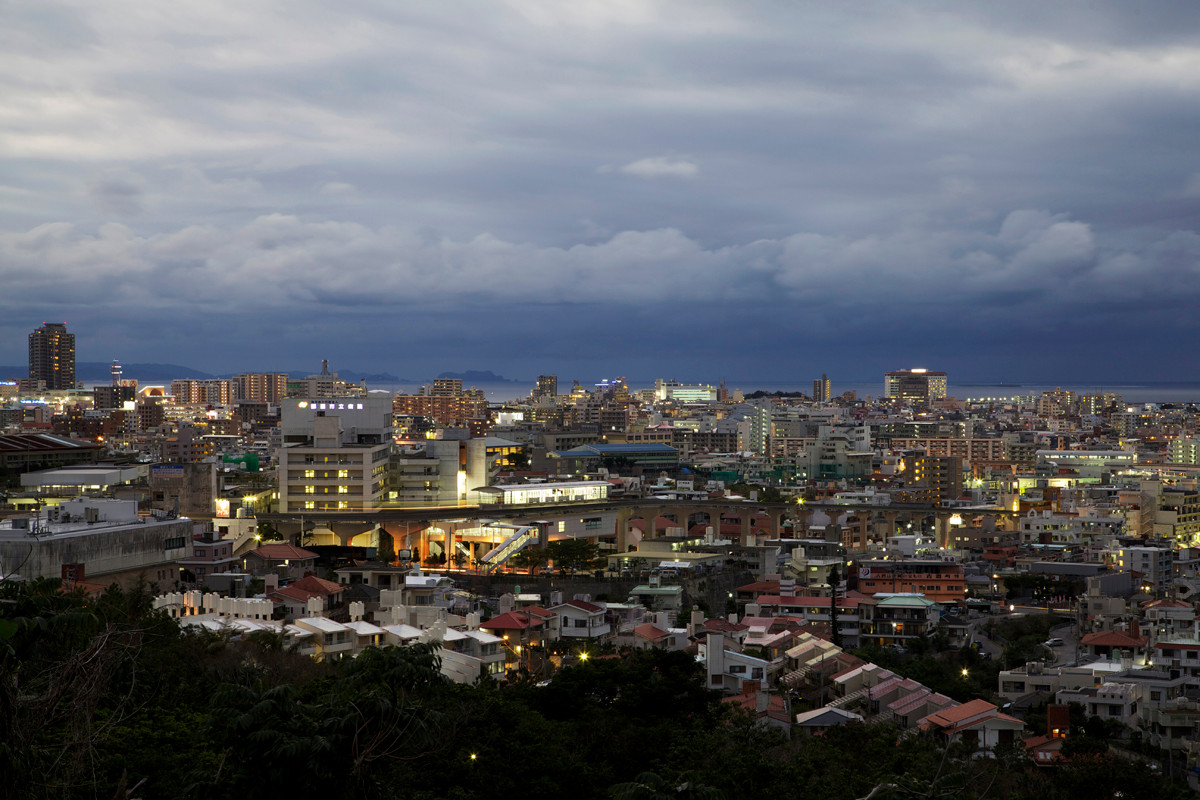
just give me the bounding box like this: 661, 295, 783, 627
765, 511, 783, 539
934, 514, 952, 550
667, 507, 691, 535
328, 522, 377, 547
379, 521, 432, 554
614, 508, 636, 553
794, 507, 814, 537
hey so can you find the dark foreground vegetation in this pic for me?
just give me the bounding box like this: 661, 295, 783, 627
0, 580, 1189, 800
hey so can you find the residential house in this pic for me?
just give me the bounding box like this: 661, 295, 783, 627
244, 542, 318, 581
268, 574, 345, 618
1024, 734, 1067, 766
1080, 628, 1148, 663
480, 611, 551, 666
335, 562, 412, 591
918, 699, 1025, 751
887, 689, 957, 729
794, 707, 865, 736
782, 633, 843, 689
552, 599, 612, 642
860, 675, 928, 719
858, 594, 941, 648
177, 532, 240, 586
613, 623, 682, 650
690, 616, 750, 647
382, 623, 425, 647
724, 680, 791, 733
344, 619, 386, 650
740, 616, 803, 662
293, 616, 355, 662
702, 632, 778, 693
1055, 682, 1141, 727
437, 627, 507, 681
828, 663, 894, 703
750, 593, 863, 647
402, 573, 456, 609
997, 660, 1127, 703
1142, 598, 1196, 641
1150, 634, 1200, 679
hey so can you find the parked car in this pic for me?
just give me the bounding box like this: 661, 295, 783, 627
1044, 637, 1064, 647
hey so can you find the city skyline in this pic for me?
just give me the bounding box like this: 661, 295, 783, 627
5, 3, 1200, 381
10, 332, 1200, 395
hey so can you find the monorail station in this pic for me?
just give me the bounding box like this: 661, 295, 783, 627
475, 480, 610, 506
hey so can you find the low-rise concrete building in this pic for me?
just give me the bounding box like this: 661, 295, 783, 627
0, 498, 191, 589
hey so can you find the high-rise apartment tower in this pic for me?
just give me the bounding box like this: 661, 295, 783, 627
28, 323, 76, 390
813, 374, 831, 402
535, 375, 558, 400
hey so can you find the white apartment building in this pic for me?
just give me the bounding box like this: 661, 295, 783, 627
1115, 545, 1174, 596
277, 397, 392, 512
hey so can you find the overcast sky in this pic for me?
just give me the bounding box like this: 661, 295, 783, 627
4, 1, 1200, 385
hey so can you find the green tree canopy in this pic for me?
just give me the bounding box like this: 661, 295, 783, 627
510, 546, 550, 572
547, 538, 605, 574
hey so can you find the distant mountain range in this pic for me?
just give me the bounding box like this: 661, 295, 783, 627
436, 370, 524, 384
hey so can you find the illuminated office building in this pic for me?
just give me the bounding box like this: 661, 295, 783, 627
884, 369, 947, 409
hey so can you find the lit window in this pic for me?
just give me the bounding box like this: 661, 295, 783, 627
304, 469, 315, 478
305, 486, 315, 494
338, 486, 348, 494
304, 501, 315, 510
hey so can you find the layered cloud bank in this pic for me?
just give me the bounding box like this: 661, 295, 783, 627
4, 1, 1200, 378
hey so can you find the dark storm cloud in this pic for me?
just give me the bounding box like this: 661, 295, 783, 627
4, 1, 1200, 381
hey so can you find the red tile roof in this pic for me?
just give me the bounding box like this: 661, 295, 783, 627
723, 691, 789, 719
945, 710, 1024, 734
736, 580, 781, 593
249, 543, 319, 560
1142, 598, 1192, 609
269, 586, 314, 603
630, 623, 670, 643
1024, 734, 1065, 762
481, 611, 542, 631
920, 699, 997, 728
699, 618, 749, 633
1081, 630, 1147, 647
561, 599, 603, 613
289, 575, 343, 596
